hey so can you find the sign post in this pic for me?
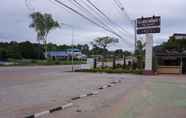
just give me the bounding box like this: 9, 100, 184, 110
136, 16, 161, 75
144, 34, 153, 74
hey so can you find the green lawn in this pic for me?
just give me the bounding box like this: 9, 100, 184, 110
0, 59, 86, 66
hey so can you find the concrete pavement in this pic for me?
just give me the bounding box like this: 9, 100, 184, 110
0, 66, 186, 118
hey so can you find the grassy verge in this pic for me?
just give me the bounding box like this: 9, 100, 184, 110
0, 59, 86, 66
75, 67, 143, 74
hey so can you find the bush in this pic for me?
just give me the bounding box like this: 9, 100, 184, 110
75, 67, 143, 75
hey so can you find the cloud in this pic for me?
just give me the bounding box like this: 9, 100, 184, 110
0, 0, 186, 51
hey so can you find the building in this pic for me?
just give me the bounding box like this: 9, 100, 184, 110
156, 50, 186, 74
155, 33, 186, 74
170, 33, 186, 40
47, 48, 87, 59
66, 48, 82, 57
47, 51, 68, 59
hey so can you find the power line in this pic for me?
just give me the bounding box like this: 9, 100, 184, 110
69, 0, 134, 44
85, 0, 133, 37
69, 0, 129, 41
52, 0, 131, 44
69, 0, 132, 40
112, 0, 137, 51
25, 0, 35, 12
69, 0, 112, 31
113, 0, 133, 25
27, 0, 133, 45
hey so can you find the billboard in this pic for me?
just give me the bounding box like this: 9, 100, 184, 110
137, 16, 161, 34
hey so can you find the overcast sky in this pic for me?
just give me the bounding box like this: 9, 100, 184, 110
0, 0, 186, 51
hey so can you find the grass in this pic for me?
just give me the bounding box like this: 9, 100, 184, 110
75, 67, 143, 74
0, 59, 86, 66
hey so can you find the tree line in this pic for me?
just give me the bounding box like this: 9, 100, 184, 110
0, 41, 132, 61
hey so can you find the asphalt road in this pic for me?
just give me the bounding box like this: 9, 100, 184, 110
0, 66, 186, 118
0, 65, 125, 118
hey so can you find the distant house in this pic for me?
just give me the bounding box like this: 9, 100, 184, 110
155, 33, 186, 74
66, 48, 81, 56
170, 33, 186, 40
48, 48, 87, 59
47, 51, 68, 59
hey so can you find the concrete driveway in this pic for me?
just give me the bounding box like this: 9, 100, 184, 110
0, 66, 186, 118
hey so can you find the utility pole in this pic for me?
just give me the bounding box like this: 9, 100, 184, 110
134, 20, 137, 52
71, 28, 74, 72
144, 33, 153, 74
61, 23, 75, 72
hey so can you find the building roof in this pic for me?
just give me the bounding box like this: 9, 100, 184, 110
156, 51, 186, 57
173, 33, 186, 37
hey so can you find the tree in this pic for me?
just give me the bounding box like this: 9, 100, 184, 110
91, 36, 119, 50
0, 48, 8, 61
18, 41, 44, 59
76, 44, 90, 56
135, 40, 145, 69
160, 37, 186, 52
115, 49, 123, 58
29, 12, 60, 59
91, 36, 119, 67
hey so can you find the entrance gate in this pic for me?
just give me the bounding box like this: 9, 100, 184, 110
182, 58, 186, 74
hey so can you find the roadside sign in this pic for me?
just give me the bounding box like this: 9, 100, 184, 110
137, 16, 161, 34
80, 58, 94, 69
137, 27, 160, 34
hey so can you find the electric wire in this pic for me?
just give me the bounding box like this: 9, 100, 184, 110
113, 0, 133, 25
26, 0, 133, 45
86, 0, 133, 37
69, 0, 133, 43
69, 0, 132, 41
25, 0, 35, 12
53, 0, 130, 44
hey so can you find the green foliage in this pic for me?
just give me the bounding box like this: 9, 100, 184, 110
91, 36, 119, 68
91, 36, 119, 50
0, 41, 44, 60
0, 41, 91, 61
30, 12, 60, 41
76, 67, 143, 74
30, 12, 60, 58
0, 48, 8, 60
75, 44, 90, 56
134, 40, 145, 69
160, 37, 186, 51
114, 50, 132, 58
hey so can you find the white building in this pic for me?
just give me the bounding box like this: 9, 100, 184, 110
170, 33, 186, 40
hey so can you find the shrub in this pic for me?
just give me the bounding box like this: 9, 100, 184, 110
75, 67, 143, 75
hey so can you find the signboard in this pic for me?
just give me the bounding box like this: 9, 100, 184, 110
137, 16, 161, 34
80, 58, 94, 69
137, 27, 160, 34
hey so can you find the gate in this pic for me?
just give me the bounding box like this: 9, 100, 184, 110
182, 58, 186, 74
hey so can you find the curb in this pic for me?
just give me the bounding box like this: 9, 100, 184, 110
71, 91, 98, 101
25, 80, 122, 118
99, 80, 122, 90
25, 103, 73, 118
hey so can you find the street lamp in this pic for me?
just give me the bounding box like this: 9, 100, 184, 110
61, 23, 75, 72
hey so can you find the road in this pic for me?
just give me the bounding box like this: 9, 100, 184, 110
0, 65, 125, 118
0, 66, 186, 118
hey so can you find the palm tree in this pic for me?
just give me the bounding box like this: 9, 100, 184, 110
29, 12, 60, 59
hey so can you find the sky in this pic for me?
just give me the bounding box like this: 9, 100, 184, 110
0, 0, 186, 51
